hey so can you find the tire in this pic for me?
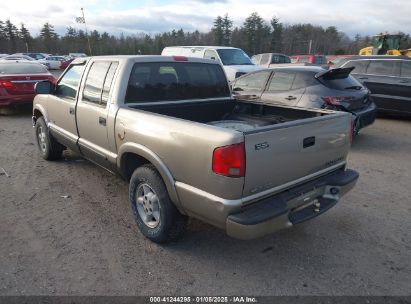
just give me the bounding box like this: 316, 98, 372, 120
129, 164, 187, 243
35, 116, 64, 160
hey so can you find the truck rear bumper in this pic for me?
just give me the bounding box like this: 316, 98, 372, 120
226, 169, 359, 239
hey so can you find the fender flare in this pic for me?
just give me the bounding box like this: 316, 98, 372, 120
32, 104, 49, 125
117, 142, 182, 210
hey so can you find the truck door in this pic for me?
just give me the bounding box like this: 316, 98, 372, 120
75, 60, 119, 171
47, 62, 86, 152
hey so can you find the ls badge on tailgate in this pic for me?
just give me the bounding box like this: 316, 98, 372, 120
255, 142, 270, 151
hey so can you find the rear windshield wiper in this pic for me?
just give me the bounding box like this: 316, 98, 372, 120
344, 86, 362, 90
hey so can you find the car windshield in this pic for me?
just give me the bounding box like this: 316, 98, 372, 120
216, 49, 253, 66
0, 63, 48, 74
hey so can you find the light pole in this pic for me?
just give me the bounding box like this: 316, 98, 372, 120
76, 8, 92, 55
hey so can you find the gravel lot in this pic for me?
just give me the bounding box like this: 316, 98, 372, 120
0, 110, 410, 296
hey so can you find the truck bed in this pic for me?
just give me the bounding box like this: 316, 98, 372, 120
128, 99, 329, 132
127, 100, 351, 197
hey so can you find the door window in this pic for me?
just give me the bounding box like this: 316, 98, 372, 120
232, 71, 271, 92
101, 62, 119, 105
267, 72, 295, 91
366, 60, 396, 76
400, 61, 411, 77
55, 64, 86, 100
83, 61, 119, 106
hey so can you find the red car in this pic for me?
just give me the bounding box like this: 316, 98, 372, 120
0, 61, 55, 108
59, 57, 74, 70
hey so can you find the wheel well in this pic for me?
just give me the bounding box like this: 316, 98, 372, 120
33, 109, 43, 120
121, 153, 151, 180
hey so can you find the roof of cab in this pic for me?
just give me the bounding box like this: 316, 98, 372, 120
73, 55, 221, 65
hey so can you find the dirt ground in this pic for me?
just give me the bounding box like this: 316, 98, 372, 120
0, 109, 410, 296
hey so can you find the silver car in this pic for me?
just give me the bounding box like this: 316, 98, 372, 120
232, 66, 377, 134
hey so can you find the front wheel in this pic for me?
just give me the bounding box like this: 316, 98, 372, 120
35, 117, 64, 160
129, 164, 187, 243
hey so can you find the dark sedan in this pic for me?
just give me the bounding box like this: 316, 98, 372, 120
334, 56, 411, 117
232, 66, 377, 134
0, 61, 55, 108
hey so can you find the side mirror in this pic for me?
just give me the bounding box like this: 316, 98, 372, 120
35, 80, 53, 94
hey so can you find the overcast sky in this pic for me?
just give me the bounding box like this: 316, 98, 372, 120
0, 0, 409, 38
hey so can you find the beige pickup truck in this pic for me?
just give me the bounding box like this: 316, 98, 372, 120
32, 55, 359, 243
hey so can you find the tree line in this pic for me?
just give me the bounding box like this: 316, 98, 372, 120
1, 13, 410, 56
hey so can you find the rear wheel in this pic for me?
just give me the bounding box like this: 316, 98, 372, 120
35, 117, 64, 160
129, 164, 187, 243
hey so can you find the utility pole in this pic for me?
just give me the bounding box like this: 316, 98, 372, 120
308, 39, 313, 54
76, 8, 92, 55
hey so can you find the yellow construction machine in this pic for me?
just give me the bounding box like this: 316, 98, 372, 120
359, 34, 411, 56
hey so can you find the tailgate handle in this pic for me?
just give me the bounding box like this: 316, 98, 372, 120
303, 136, 315, 148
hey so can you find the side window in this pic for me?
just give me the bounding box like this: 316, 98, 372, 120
268, 72, 295, 91
204, 50, 219, 61
232, 71, 270, 92
292, 72, 315, 90
366, 60, 396, 76
400, 61, 411, 77
283, 56, 291, 64
55, 64, 86, 100
343, 60, 369, 74
260, 54, 270, 65
101, 62, 119, 105
271, 55, 280, 64
82, 61, 111, 104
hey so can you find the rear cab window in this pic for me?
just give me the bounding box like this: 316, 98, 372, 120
125, 62, 230, 103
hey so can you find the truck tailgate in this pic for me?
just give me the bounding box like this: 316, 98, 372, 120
243, 113, 351, 197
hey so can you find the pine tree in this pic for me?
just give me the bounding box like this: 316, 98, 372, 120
19, 23, 32, 52
270, 17, 283, 53
222, 14, 233, 46
212, 16, 224, 45
40, 22, 58, 53
4, 19, 19, 53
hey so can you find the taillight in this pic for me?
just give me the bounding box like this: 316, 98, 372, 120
173, 56, 188, 61
322, 96, 354, 106
212, 142, 245, 177
0, 81, 14, 88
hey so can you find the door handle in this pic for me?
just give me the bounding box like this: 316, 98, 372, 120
248, 94, 259, 100
69, 107, 75, 115
358, 77, 368, 80
399, 80, 410, 84
285, 96, 297, 100
99, 117, 107, 126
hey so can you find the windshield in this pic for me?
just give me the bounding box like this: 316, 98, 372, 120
216, 49, 253, 66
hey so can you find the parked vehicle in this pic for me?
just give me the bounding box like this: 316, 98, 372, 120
32, 55, 358, 243
2, 54, 35, 61
251, 53, 292, 67
13, 53, 48, 60
334, 56, 411, 116
44, 56, 68, 70
0, 61, 55, 108
0, 54, 8, 58
69, 53, 87, 58
291, 54, 327, 65
326, 55, 355, 67
2, 55, 51, 69
161, 46, 261, 82
59, 57, 74, 70
231, 66, 376, 134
